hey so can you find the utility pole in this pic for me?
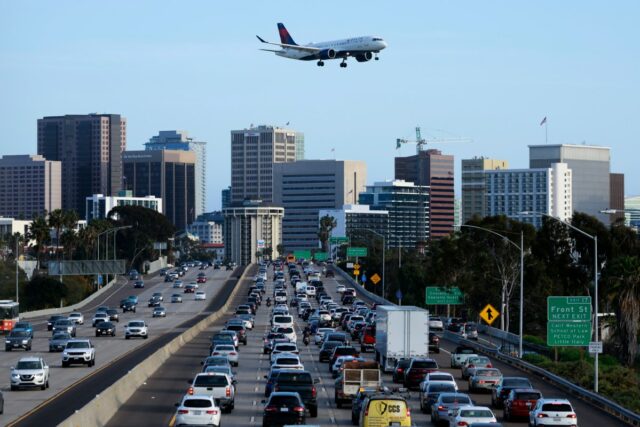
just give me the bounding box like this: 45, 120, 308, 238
15, 236, 19, 303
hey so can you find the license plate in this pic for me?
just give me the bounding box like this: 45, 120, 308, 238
13, 344, 19, 347
193, 410, 201, 415
553, 418, 561, 422
280, 407, 289, 412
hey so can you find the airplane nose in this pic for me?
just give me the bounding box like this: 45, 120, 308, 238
380, 40, 388, 50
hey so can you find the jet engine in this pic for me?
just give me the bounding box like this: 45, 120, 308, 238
355, 52, 373, 62
318, 49, 337, 60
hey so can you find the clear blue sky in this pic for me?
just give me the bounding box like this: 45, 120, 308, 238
1, 1, 638, 211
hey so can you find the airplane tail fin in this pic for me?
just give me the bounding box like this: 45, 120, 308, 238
277, 23, 297, 46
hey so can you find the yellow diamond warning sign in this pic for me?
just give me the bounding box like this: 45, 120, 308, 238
370, 273, 381, 285
480, 304, 500, 325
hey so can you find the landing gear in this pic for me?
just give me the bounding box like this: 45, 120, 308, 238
374, 54, 379, 61
340, 60, 348, 68
317, 60, 324, 67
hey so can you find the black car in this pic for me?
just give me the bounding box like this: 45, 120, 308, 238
491, 376, 533, 408
133, 280, 144, 289
261, 392, 306, 427
392, 358, 411, 383
351, 388, 378, 425
121, 300, 137, 313
95, 321, 116, 337
224, 324, 248, 345
429, 332, 440, 353
47, 315, 65, 331
106, 309, 120, 322
148, 297, 161, 307
5, 330, 32, 351
319, 340, 342, 363
273, 370, 319, 417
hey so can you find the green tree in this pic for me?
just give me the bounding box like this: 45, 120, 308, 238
48, 209, 65, 261
28, 215, 51, 269
23, 275, 68, 310
318, 215, 337, 252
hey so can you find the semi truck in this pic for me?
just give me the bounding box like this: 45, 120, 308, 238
375, 306, 430, 372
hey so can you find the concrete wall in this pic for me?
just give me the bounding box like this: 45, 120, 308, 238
144, 256, 168, 275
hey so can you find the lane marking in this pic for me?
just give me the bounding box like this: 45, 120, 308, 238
168, 414, 176, 427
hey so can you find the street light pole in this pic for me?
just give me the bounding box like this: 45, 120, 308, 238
520, 210, 599, 392
15, 236, 19, 303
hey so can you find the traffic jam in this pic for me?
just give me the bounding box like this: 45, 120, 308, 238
173, 260, 580, 427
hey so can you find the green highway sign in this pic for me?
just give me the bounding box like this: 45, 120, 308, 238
346, 247, 368, 257
547, 296, 591, 321
425, 287, 463, 305
329, 236, 349, 244
547, 321, 591, 346
293, 250, 311, 260
314, 252, 328, 261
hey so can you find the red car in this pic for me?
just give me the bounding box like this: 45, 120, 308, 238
197, 276, 207, 284
504, 388, 543, 420
184, 284, 197, 293
360, 325, 376, 353
404, 358, 439, 389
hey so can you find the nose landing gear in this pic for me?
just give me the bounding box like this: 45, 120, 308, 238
317, 60, 325, 67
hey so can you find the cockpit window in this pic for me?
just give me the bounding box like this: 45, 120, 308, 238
372, 37, 384, 42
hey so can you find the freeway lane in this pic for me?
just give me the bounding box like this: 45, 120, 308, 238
4, 265, 241, 427
107, 264, 628, 427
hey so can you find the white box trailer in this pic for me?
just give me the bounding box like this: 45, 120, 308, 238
375, 305, 430, 372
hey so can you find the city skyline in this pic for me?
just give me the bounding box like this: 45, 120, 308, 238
1, 1, 639, 211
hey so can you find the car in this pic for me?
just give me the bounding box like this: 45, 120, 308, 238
261, 392, 307, 427
325, 270, 335, 278
224, 324, 248, 345
420, 371, 457, 392
13, 321, 34, 338
332, 356, 365, 378
173, 280, 184, 288
92, 312, 109, 327
315, 328, 335, 345
453, 406, 498, 426
404, 358, 439, 389
188, 372, 236, 413
203, 364, 236, 381
151, 292, 163, 302
195, 291, 206, 301
52, 319, 76, 337
68, 312, 84, 325
197, 276, 207, 284
49, 332, 72, 352
121, 300, 137, 313
465, 322, 479, 340
503, 388, 543, 421
430, 392, 474, 426
419, 381, 458, 413
185, 284, 197, 293
392, 359, 411, 384
428, 316, 444, 331
263, 332, 286, 354
201, 356, 232, 371
329, 346, 360, 369
10, 357, 50, 390
429, 332, 440, 353
319, 341, 342, 363
47, 315, 65, 331
95, 321, 117, 337
360, 394, 411, 427
212, 344, 239, 366
468, 368, 503, 392
491, 376, 533, 408
529, 398, 578, 426
336, 284, 346, 293
124, 320, 148, 339
148, 296, 162, 307
272, 353, 304, 371
5, 330, 32, 351
270, 342, 299, 361
272, 370, 319, 417
106, 308, 120, 322
133, 280, 145, 288
171, 294, 183, 303
153, 306, 167, 317
462, 356, 493, 380
174, 394, 221, 427
62, 339, 96, 367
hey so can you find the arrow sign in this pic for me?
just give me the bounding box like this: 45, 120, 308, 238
480, 303, 500, 325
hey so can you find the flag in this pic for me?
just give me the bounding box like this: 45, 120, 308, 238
540, 116, 547, 126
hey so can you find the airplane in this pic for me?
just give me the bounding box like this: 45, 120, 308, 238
256, 23, 387, 68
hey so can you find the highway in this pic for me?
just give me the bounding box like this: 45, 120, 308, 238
1, 265, 236, 426
105, 263, 627, 427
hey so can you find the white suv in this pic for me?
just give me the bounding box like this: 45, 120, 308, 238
529, 398, 578, 426
125, 320, 149, 339
271, 315, 294, 330
62, 339, 96, 367
11, 357, 50, 390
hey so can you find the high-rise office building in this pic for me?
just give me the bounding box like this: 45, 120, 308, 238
0, 155, 62, 219
609, 173, 625, 224
529, 144, 610, 223
145, 130, 206, 216
359, 180, 429, 248
122, 150, 195, 230
624, 196, 640, 230
230, 125, 302, 203
395, 149, 454, 239
273, 160, 367, 251
461, 157, 509, 224
221, 186, 231, 209
484, 163, 572, 228
223, 200, 284, 265
85, 191, 162, 222
319, 204, 389, 246
37, 114, 126, 215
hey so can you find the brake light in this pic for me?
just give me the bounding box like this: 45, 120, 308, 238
487, 363, 493, 368
457, 422, 468, 426
226, 387, 231, 397
537, 413, 549, 418
229, 352, 237, 356
206, 410, 219, 415
293, 406, 305, 412
265, 406, 278, 412
178, 409, 189, 414
468, 364, 475, 368
212, 352, 219, 355
311, 386, 317, 398
406, 406, 411, 417
187, 387, 194, 395
567, 414, 577, 418
397, 368, 403, 373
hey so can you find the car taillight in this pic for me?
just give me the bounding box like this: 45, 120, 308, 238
311, 386, 317, 398
487, 363, 493, 368
479, 380, 485, 384
397, 368, 403, 373
537, 413, 549, 418
567, 413, 577, 418
230, 352, 237, 356
187, 387, 194, 395
226, 387, 231, 397
293, 406, 305, 412
178, 409, 189, 414
457, 422, 468, 426
265, 406, 278, 412
406, 406, 411, 416
212, 352, 219, 355
206, 409, 219, 415
468, 364, 475, 368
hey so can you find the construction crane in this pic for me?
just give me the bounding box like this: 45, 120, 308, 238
396, 126, 472, 154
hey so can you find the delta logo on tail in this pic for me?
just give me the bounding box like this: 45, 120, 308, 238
257, 22, 387, 68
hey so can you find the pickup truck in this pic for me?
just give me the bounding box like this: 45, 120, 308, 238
10, 357, 50, 390
450, 345, 478, 368
188, 372, 236, 413
272, 370, 319, 417
334, 360, 381, 408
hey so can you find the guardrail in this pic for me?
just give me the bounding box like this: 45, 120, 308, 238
333, 266, 393, 306
476, 323, 553, 358
58, 264, 253, 427
444, 331, 640, 426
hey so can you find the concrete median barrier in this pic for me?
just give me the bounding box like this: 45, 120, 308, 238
58, 265, 252, 427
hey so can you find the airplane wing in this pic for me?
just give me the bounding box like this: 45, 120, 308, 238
256, 35, 320, 53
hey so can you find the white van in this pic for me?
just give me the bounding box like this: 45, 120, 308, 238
295, 281, 308, 294
305, 285, 316, 296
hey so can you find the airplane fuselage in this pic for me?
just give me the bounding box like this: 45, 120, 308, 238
276, 36, 387, 60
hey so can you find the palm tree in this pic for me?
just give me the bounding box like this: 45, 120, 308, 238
606, 255, 640, 366
60, 229, 78, 260
28, 215, 51, 269
318, 215, 337, 252
48, 209, 65, 261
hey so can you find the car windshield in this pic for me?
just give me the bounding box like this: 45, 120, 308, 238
10, 331, 29, 337
442, 395, 472, 404
276, 358, 299, 365
429, 383, 456, 392
430, 374, 452, 381
412, 360, 438, 369
194, 375, 229, 387
503, 378, 531, 387
542, 403, 573, 412
460, 409, 494, 417
204, 357, 229, 366
205, 366, 231, 375
129, 322, 145, 327
275, 344, 297, 352
277, 372, 312, 383
66, 341, 90, 349
477, 369, 500, 377
216, 345, 235, 351
268, 395, 300, 406
55, 320, 72, 326
99, 322, 114, 328
52, 333, 70, 340
515, 392, 542, 400
16, 360, 42, 369
69, 313, 81, 318
278, 327, 294, 334
183, 399, 213, 408
458, 348, 475, 354
274, 316, 292, 323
